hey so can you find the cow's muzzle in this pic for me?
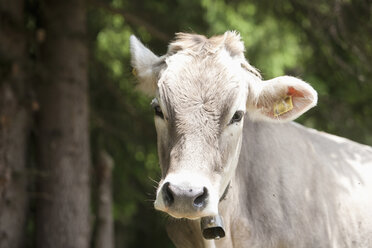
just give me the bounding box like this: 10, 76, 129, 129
154, 172, 219, 219
162, 182, 209, 212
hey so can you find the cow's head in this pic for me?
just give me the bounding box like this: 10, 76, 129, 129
130, 31, 317, 220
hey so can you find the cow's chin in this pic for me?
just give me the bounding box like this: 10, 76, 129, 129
156, 205, 219, 220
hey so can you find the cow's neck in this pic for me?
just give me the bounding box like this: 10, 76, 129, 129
214, 175, 250, 247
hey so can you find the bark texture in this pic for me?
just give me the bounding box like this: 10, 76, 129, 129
0, 0, 30, 247
36, 0, 91, 247
95, 151, 114, 248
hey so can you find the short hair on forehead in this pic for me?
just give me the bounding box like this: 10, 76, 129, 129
166, 31, 262, 79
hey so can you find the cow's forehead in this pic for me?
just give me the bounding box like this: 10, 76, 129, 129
156, 51, 247, 141
158, 51, 244, 113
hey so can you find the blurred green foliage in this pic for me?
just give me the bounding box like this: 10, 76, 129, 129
86, 0, 372, 247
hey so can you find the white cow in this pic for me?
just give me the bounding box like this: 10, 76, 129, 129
130, 31, 372, 248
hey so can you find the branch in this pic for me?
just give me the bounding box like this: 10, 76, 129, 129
89, 0, 171, 42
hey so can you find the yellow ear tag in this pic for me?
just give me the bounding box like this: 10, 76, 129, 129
132, 68, 137, 76
273, 95, 293, 117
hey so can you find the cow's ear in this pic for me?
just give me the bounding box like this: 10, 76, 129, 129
247, 76, 318, 122
130, 35, 160, 96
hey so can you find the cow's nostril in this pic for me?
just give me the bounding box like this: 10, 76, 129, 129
193, 187, 208, 208
162, 182, 174, 207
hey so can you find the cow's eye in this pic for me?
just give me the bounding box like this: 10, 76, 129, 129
151, 98, 164, 119
229, 111, 244, 124
154, 106, 164, 119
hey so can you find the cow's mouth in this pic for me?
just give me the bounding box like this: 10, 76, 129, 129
154, 173, 221, 219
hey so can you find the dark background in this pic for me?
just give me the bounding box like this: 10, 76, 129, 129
0, 0, 371, 247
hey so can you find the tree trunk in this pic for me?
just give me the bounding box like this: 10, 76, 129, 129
95, 150, 114, 248
35, 0, 91, 247
0, 0, 30, 247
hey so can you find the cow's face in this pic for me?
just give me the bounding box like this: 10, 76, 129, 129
151, 49, 251, 219
130, 32, 317, 219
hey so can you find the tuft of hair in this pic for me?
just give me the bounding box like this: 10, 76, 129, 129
167, 33, 208, 54
219, 30, 245, 57
167, 31, 261, 79
167, 31, 245, 57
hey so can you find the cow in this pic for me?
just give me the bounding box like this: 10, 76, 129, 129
129, 31, 372, 248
